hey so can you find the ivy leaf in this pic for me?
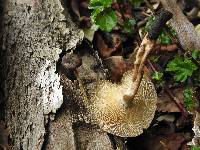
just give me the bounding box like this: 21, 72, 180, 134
152, 71, 163, 81
89, 0, 117, 32
89, 0, 112, 19
89, 0, 112, 9
183, 88, 195, 111
95, 9, 117, 32
166, 56, 198, 82
91, 7, 104, 20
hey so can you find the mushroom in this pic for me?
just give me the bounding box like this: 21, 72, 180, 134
89, 72, 157, 137
88, 10, 173, 137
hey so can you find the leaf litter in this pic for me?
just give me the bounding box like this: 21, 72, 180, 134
66, 0, 200, 149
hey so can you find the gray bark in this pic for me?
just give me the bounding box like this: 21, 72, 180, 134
1, 0, 104, 150
1, 0, 113, 149
160, 0, 200, 51
2, 0, 81, 149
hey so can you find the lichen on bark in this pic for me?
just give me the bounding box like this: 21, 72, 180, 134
2, 0, 83, 149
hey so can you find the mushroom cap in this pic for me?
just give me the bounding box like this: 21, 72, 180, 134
89, 70, 157, 137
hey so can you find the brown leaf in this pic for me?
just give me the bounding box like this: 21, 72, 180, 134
94, 33, 122, 58
103, 56, 133, 82
158, 133, 186, 150
128, 133, 190, 150
157, 88, 184, 112
70, 0, 91, 28
120, 2, 133, 19
79, 1, 90, 17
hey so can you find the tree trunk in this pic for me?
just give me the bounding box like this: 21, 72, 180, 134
1, 0, 80, 149
1, 0, 113, 149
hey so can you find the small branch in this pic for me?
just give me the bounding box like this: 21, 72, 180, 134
160, 0, 200, 51
159, 43, 177, 52
147, 59, 157, 72
166, 89, 187, 115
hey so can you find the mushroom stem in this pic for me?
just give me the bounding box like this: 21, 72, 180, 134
123, 10, 173, 106
123, 37, 156, 105
132, 38, 155, 96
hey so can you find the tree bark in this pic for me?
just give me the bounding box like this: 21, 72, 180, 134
1, 0, 83, 149
1, 0, 115, 149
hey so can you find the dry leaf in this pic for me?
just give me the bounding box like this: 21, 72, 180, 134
157, 88, 184, 112
94, 33, 122, 58
103, 56, 133, 82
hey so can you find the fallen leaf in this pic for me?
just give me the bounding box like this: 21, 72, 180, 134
70, 0, 92, 28
103, 56, 133, 82
93, 33, 122, 58
157, 88, 184, 112
158, 133, 187, 150
127, 133, 190, 150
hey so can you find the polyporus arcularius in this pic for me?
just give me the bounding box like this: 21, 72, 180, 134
68, 11, 172, 137
89, 72, 157, 137
87, 10, 173, 137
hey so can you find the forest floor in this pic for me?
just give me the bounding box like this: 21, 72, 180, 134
0, 0, 200, 149
66, 0, 200, 149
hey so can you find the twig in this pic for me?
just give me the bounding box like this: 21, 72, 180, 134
166, 89, 187, 115
159, 44, 178, 52
147, 59, 157, 72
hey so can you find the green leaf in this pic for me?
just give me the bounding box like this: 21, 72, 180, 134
89, 0, 113, 24
144, 16, 155, 33
123, 19, 136, 33
152, 71, 163, 81
91, 7, 104, 22
192, 146, 200, 150
183, 88, 195, 111
89, 0, 112, 9
166, 56, 198, 82
95, 9, 117, 32
128, 18, 136, 25
192, 50, 200, 59
158, 32, 172, 45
